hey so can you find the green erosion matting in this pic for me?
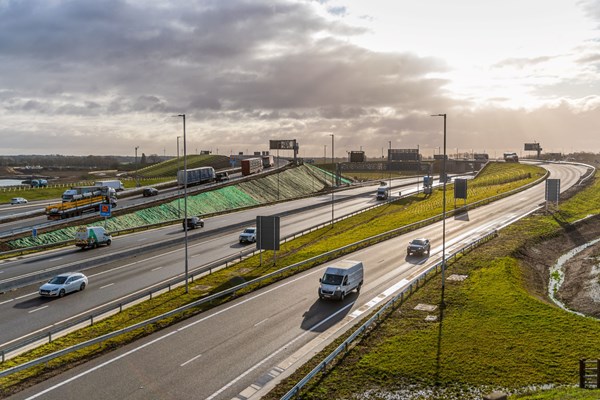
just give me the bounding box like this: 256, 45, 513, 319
308, 164, 352, 185
7, 165, 331, 249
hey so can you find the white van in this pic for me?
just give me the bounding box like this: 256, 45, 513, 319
74, 226, 112, 249
318, 260, 364, 300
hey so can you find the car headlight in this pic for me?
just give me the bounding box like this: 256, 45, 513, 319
336, 286, 341, 291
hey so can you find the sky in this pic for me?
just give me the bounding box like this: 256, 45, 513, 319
1, 0, 600, 159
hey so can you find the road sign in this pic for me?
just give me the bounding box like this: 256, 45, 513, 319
545, 179, 560, 202
100, 204, 112, 217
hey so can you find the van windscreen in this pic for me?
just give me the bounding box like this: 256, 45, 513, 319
321, 273, 343, 285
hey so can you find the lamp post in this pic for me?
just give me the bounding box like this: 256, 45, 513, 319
431, 113, 447, 306
176, 136, 182, 218
134, 146, 139, 187
176, 114, 189, 294
388, 140, 392, 192
330, 134, 334, 225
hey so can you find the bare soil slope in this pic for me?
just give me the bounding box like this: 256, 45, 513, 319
520, 214, 600, 317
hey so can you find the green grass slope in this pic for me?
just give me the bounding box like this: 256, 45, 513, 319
264, 173, 600, 400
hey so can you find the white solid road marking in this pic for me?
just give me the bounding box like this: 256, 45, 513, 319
151, 267, 162, 272
254, 318, 268, 327
0, 298, 14, 306
180, 353, 202, 367
100, 283, 114, 289
28, 306, 48, 314
16, 293, 37, 300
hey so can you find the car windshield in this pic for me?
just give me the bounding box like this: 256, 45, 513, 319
411, 239, 426, 245
244, 228, 255, 233
48, 276, 68, 285
321, 273, 343, 285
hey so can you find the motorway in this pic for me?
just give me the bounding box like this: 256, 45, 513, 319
4, 162, 588, 400
0, 177, 418, 347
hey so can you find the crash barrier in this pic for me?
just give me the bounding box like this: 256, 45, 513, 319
580, 359, 600, 389
280, 230, 498, 400
0, 170, 547, 370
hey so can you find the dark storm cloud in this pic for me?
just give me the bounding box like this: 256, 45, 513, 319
0, 0, 456, 155
0, 0, 445, 113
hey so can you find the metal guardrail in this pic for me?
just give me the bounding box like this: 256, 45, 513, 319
0, 171, 548, 372
280, 230, 499, 400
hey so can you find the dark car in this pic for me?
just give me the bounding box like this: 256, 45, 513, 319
143, 187, 159, 197
216, 171, 230, 182
183, 216, 204, 230
407, 238, 431, 256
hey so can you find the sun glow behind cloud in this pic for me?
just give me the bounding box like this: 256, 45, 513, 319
321, 0, 599, 110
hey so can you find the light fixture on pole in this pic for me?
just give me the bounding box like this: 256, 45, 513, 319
388, 140, 392, 192
176, 136, 182, 218
175, 114, 189, 294
330, 133, 334, 225
134, 146, 139, 187
431, 113, 447, 306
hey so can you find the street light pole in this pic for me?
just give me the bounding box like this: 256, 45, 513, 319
330, 134, 334, 225
177, 114, 189, 294
134, 146, 139, 187
388, 140, 392, 192
431, 113, 447, 306
177, 136, 181, 218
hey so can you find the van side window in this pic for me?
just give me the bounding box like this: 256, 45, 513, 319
343, 276, 348, 285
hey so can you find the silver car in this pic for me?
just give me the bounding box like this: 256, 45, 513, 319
10, 197, 28, 205
239, 227, 257, 243
39, 273, 88, 297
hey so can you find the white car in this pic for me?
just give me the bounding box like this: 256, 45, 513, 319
10, 197, 28, 205
39, 272, 88, 298
239, 227, 257, 243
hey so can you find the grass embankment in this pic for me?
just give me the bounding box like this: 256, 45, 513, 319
135, 154, 230, 178
0, 162, 545, 396
262, 173, 600, 400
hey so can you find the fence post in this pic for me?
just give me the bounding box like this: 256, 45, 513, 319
580, 359, 585, 388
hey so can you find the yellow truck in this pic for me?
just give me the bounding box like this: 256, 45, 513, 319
45, 195, 113, 220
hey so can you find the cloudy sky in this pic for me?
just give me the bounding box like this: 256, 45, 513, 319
1, 0, 600, 158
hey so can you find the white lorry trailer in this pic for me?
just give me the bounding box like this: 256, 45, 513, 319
318, 260, 364, 300
94, 180, 125, 191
